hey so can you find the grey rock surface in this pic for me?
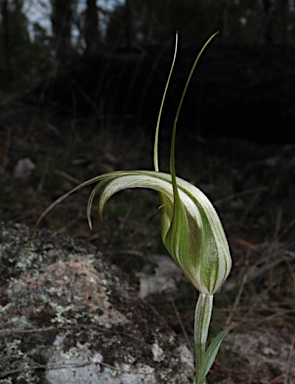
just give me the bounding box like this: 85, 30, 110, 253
0, 223, 194, 383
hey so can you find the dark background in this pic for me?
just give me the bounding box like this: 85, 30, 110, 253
0, 0, 295, 143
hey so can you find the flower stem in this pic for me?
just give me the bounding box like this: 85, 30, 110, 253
194, 293, 213, 384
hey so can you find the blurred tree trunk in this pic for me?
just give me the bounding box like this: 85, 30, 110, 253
84, 0, 99, 56
51, 0, 74, 67
262, 0, 274, 43
1, 0, 12, 80
218, 0, 228, 43
124, 0, 131, 48
279, 0, 288, 43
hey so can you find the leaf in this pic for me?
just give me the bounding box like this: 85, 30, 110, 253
202, 325, 233, 378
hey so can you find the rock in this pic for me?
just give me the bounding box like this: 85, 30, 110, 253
13, 158, 36, 179
0, 223, 194, 383
136, 254, 182, 299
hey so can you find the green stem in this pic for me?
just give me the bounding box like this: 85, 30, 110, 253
153, 33, 178, 172
194, 293, 213, 384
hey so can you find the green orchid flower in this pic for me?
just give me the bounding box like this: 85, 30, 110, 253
31, 32, 232, 384
83, 169, 231, 295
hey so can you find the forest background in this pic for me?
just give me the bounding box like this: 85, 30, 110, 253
0, 0, 293, 92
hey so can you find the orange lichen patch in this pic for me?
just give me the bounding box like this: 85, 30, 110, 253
8, 257, 128, 326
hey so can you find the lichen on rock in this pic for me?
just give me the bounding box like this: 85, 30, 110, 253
0, 223, 194, 383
